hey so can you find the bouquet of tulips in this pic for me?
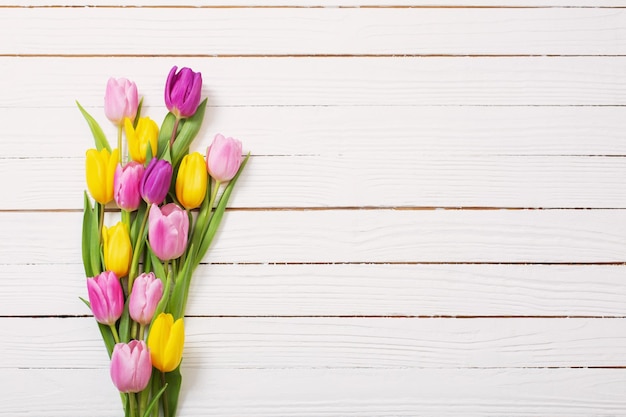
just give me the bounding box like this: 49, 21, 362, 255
78, 66, 248, 417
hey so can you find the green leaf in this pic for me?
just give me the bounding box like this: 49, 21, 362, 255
134, 97, 144, 128
142, 382, 168, 417
171, 99, 207, 169
90, 202, 103, 276
157, 112, 177, 159
118, 301, 131, 343
195, 154, 249, 265
168, 244, 194, 320
164, 367, 182, 417
76, 101, 111, 152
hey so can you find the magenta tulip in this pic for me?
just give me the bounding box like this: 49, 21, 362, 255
164, 66, 202, 119
206, 134, 243, 182
110, 340, 152, 393
129, 272, 163, 326
140, 158, 172, 206
104, 77, 138, 126
148, 203, 189, 261
113, 162, 145, 211
86, 271, 124, 326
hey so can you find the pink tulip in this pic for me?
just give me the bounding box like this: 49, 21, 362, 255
206, 134, 243, 182
110, 340, 152, 393
113, 162, 145, 212
104, 77, 138, 126
129, 272, 163, 326
148, 203, 189, 261
86, 271, 124, 326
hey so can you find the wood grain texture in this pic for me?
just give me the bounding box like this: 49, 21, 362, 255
4, 368, 626, 416
4, 264, 626, 317
3, 7, 626, 55
3, 57, 626, 107
0, 210, 624, 264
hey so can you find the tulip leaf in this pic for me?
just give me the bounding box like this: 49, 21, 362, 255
163, 367, 182, 417
195, 154, 249, 266
118, 301, 131, 343
90, 203, 103, 276
171, 99, 207, 169
76, 101, 111, 152
168, 243, 194, 320
142, 382, 168, 417
134, 97, 144, 129
157, 112, 177, 159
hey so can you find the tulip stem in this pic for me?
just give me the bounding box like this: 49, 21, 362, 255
169, 117, 180, 149
128, 204, 151, 291
117, 125, 124, 164
109, 324, 120, 344
161, 371, 170, 417
128, 392, 137, 417
139, 324, 146, 341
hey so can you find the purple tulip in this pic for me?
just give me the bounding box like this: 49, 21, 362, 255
148, 203, 189, 261
86, 271, 124, 326
104, 77, 138, 126
140, 158, 172, 206
110, 340, 152, 393
206, 134, 243, 183
129, 272, 163, 326
164, 66, 202, 119
113, 162, 145, 212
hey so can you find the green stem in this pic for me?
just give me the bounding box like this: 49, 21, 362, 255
161, 371, 169, 417
117, 124, 124, 164
109, 324, 120, 344
128, 392, 137, 417
139, 324, 146, 341
128, 204, 151, 291
169, 117, 180, 149
199, 181, 220, 254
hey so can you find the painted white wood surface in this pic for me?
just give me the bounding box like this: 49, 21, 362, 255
1, 2, 625, 416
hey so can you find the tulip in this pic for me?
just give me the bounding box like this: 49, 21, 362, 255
140, 158, 173, 206
86, 148, 120, 204
206, 134, 243, 183
148, 203, 189, 261
86, 270, 123, 326
175, 152, 208, 210
125, 117, 158, 164
104, 77, 139, 126
103, 222, 132, 277
129, 272, 163, 326
164, 66, 202, 119
110, 340, 152, 393
113, 162, 145, 212
147, 313, 184, 373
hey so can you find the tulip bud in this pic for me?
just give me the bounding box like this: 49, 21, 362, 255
103, 222, 132, 278
175, 152, 208, 210
148, 203, 189, 261
86, 270, 123, 326
125, 117, 158, 164
86, 148, 120, 204
110, 340, 152, 393
147, 313, 184, 373
104, 77, 139, 126
140, 158, 173, 206
113, 162, 145, 212
206, 134, 243, 183
164, 66, 202, 119
129, 272, 163, 326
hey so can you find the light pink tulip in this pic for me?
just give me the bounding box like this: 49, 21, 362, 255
86, 271, 123, 326
129, 272, 163, 326
113, 162, 145, 212
104, 77, 138, 126
110, 340, 152, 393
206, 134, 243, 182
148, 203, 189, 261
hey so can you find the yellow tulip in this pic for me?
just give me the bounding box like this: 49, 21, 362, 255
175, 152, 208, 210
147, 313, 185, 372
102, 222, 132, 278
125, 117, 158, 163
85, 148, 119, 204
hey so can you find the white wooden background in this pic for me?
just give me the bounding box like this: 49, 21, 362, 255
1, 1, 626, 416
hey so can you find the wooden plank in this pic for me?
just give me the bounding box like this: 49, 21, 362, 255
3, 154, 626, 210
2, 317, 626, 369
2, 8, 626, 55
0, 210, 624, 264
4, 106, 626, 158
2, 264, 626, 317
3, 57, 626, 107
3, 368, 626, 416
